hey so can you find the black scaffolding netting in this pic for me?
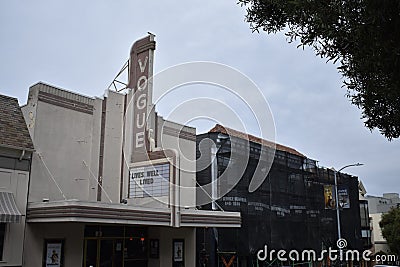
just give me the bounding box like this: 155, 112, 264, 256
196, 132, 363, 267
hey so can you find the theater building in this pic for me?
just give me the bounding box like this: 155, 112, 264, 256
196, 125, 364, 267
18, 35, 240, 267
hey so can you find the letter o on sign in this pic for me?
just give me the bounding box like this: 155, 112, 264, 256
137, 76, 148, 91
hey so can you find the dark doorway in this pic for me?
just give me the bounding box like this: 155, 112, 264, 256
84, 239, 124, 267
83, 225, 147, 267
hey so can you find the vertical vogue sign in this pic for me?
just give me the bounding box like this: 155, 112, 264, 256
129, 163, 170, 198
128, 35, 156, 161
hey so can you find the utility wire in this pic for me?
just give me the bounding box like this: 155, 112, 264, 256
195, 180, 225, 212
37, 152, 67, 200
82, 160, 113, 203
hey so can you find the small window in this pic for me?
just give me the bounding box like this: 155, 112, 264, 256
0, 223, 6, 260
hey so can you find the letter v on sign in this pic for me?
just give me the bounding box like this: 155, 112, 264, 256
221, 255, 236, 267
138, 56, 148, 73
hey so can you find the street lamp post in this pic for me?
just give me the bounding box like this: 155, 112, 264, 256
331, 163, 363, 261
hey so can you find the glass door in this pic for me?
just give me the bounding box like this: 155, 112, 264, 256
84, 239, 123, 267
83, 226, 148, 267
99, 239, 113, 267
85, 239, 97, 267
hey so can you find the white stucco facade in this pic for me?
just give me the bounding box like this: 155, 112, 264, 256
20, 80, 239, 266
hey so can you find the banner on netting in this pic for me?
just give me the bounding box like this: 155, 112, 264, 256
338, 186, 350, 209
323, 185, 336, 209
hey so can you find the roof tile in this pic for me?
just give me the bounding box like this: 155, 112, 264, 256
0, 94, 34, 151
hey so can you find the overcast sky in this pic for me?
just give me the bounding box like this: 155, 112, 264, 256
1, 1, 399, 196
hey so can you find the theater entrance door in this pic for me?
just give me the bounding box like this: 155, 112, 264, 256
83, 225, 148, 267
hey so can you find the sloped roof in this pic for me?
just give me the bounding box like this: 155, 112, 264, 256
209, 124, 305, 158
0, 94, 34, 151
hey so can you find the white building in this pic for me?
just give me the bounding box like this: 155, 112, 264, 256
366, 193, 400, 255
366, 193, 400, 214
17, 34, 240, 267
0, 94, 34, 266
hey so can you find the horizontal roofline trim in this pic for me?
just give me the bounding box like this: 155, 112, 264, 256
0, 144, 35, 152
30, 82, 96, 100
208, 124, 305, 158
